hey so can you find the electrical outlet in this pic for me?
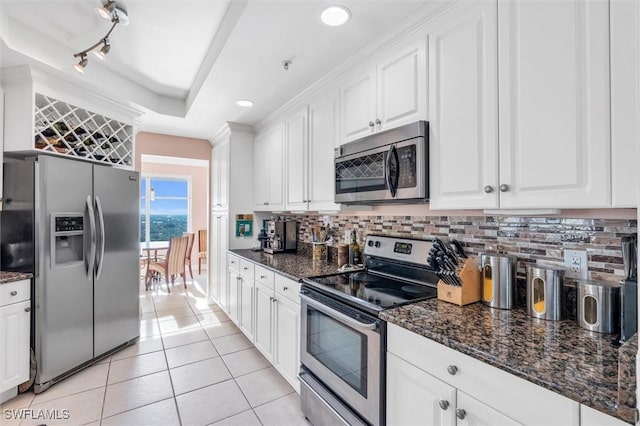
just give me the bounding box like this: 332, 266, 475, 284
564, 250, 588, 280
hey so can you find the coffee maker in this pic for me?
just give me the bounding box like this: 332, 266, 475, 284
263, 220, 297, 254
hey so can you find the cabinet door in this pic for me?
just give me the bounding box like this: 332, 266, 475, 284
0, 300, 30, 391
610, 0, 639, 207
580, 405, 628, 426
498, 0, 610, 208
253, 133, 269, 209
341, 68, 377, 142
228, 270, 240, 324
209, 214, 221, 302
267, 125, 285, 209
428, 1, 500, 209
376, 41, 427, 132
456, 391, 521, 426
308, 91, 341, 211
254, 283, 273, 361
387, 353, 456, 426
239, 276, 254, 340
285, 108, 308, 211
218, 215, 228, 306
274, 295, 300, 391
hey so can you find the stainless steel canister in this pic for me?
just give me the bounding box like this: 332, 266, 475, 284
526, 266, 566, 320
480, 253, 517, 309
577, 280, 621, 334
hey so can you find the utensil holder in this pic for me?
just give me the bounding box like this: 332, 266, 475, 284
437, 257, 482, 306
312, 242, 328, 262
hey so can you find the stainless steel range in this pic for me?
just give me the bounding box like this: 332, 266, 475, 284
300, 235, 439, 426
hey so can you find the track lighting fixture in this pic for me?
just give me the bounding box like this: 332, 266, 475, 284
73, 1, 129, 74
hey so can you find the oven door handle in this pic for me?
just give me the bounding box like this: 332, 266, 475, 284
300, 294, 379, 331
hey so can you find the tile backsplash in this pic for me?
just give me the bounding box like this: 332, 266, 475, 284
285, 214, 637, 284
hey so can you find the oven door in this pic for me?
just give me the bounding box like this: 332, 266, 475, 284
334, 136, 425, 203
300, 289, 381, 425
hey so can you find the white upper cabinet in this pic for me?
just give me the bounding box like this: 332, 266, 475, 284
428, 1, 499, 209
341, 41, 426, 143
285, 107, 309, 211
308, 91, 341, 211
610, 0, 639, 207
430, 0, 612, 209
254, 124, 284, 211
497, 0, 610, 208
211, 140, 230, 211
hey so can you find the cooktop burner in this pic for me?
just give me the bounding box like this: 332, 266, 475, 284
304, 270, 437, 313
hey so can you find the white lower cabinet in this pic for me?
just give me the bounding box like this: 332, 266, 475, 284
387, 323, 579, 426
387, 353, 456, 426
227, 254, 301, 393
0, 279, 31, 403
580, 405, 628, 426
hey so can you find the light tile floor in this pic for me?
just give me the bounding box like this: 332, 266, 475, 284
1, 273, 309, 426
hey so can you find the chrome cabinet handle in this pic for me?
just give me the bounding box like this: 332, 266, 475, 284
10, 291, 17, 296
243, 267, 249, 270
483, 185, 494, 193
24, 307, 31, 313
269, 296, 273, 301
375, 118, 381, 126
447, 365, 458, 375
438, 400, 449, 410
499, 184, 509, 192
368, 121, 374, 128
456, 409, 466, 420
283, 286, 288, 291
272, 298, 277, 303
260, 275, 267, 279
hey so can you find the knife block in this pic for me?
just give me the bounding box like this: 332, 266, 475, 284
437, 257, 482, 306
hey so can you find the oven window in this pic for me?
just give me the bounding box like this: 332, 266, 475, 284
335, 152, 386, 194
306, 306, 368, 397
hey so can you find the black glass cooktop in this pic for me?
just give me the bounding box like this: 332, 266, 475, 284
303, 270, 438, 314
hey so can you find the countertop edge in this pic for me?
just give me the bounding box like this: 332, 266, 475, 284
0, 271, 33, 285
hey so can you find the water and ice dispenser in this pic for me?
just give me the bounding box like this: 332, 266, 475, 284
50, 214, 84, 267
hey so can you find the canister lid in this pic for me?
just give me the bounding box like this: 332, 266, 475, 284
526, 264, 566, 273
480, 252, 518, 263
576, 279, 621, 292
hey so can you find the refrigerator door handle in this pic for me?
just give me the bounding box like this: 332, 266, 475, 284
95, 196, 106, 279
86, 195, 97, 281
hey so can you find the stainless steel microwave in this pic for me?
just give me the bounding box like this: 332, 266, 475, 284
334, 121, 429, 204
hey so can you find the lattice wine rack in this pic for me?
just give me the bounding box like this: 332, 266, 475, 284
33, 93, 133, 167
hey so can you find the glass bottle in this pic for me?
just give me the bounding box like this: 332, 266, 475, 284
348, 230, 361, 265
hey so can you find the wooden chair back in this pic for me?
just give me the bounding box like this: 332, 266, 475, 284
183, 232, 195, 261
167, 236, 189, 276
198, 229, 207, 255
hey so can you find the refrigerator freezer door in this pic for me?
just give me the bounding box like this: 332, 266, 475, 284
37, 156, 94, 384
93, 165, 140, 357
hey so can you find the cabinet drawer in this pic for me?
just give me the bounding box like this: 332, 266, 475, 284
255, 265, 274, 290
239, 259, 255, 278
227, 254, 240, 272
388, 323, 579, 426
274, 274, 300, 304
0, 279, 30, 306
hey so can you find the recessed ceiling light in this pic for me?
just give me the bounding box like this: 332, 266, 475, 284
236, 100, 254, 108
321, 5, 351, 26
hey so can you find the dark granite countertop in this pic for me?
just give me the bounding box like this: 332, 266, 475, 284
380, 300, 637, 424
228, 249, 341, 281
0, 271, 33, 285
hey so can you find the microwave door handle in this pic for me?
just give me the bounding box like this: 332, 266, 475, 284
385, 144, 399, 197
300, 294, 379, 331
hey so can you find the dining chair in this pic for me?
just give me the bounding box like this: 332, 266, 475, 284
198, 229, 207, 274
146, 236, 189, 293
183, 232, 195, 279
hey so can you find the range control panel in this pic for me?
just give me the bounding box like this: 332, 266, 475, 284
363, 235, 433, 266
55, 216, 84, 233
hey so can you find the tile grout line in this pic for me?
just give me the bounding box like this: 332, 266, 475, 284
98, 354, 112, 425
159, 293, 187, 426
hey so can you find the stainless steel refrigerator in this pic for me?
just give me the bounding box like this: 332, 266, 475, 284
1, 155, 140, 392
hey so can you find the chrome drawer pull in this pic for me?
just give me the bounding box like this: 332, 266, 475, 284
438, 400, 449, 410
456, 409, 466, 420
10, 291, 18, 296
283, 286, 288, 291
24, 307, 31, 313
447, 365, 458, 375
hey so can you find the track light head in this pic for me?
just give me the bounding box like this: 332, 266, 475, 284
97, 1, 116, 20
74, 56, 88, 74
93, 40, 111, 60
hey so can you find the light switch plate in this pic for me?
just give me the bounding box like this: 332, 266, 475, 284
564, 250, 588, 280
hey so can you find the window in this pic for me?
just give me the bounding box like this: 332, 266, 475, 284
140, 176, 190, 243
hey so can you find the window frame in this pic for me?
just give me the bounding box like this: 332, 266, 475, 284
140, 174, 192, 244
